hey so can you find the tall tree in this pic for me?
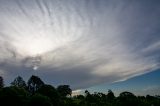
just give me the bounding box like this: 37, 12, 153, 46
11, 76, 26, 88
27, 75, 44, 94
107, 89, 115, 101
57, 85, 72, 97
37, 84, 60, 105
118, 91, 138, 106
0, 76, 4, 88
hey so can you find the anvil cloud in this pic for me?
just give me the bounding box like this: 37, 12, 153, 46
0, 0, 160, 89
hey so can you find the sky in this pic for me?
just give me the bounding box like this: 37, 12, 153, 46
0, 0, 160, 95
86, 69, 160, 96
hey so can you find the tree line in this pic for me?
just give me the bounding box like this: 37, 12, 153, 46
0, 75, 160, 106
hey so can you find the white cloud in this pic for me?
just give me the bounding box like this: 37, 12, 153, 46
72, 89, 83, 96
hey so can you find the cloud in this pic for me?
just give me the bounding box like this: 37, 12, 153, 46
136, 86, 160, 96
72, 89, 83, 96
0, 0, 160, 89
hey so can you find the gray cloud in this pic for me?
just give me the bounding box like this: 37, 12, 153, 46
0, 0, 160, 89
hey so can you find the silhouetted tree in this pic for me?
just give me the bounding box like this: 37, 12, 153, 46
73, 95, 86, 106
28, 94, 52, 106
37, 84, 60, 105
57, 85, 72, 97
0, 75, 160, 106
85, 90, 96, 105
118, 91, 138, 106
107, 89, 115, 101
27, 75, 44, 94
0, 86, 29, 106
11, 76, 26, 88
119, 91, 136, 98
0, 76, 4, 88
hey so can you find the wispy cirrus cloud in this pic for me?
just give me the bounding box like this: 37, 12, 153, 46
0, 0, 160, 89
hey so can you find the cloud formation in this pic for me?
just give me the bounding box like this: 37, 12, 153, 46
0, 0, 160, 89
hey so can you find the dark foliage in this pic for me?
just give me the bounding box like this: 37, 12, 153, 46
11, 76, 27, 89
57, 85, 72, 97
0, 75, 159, 106
0, 76, 4, 88
28, 94, 52, 106
27, 75, 44, 94
0, 86, 29, 106
36, 84, 60, 105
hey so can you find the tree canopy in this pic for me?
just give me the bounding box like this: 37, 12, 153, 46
0, 76, 4, 88
27, 75, 44, 94
57, 85, 72, 97
11, 76, 26, 88
0, 75, 159, 106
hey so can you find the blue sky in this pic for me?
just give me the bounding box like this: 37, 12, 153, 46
87, 69, 160, 96
0, 0, 160, 95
